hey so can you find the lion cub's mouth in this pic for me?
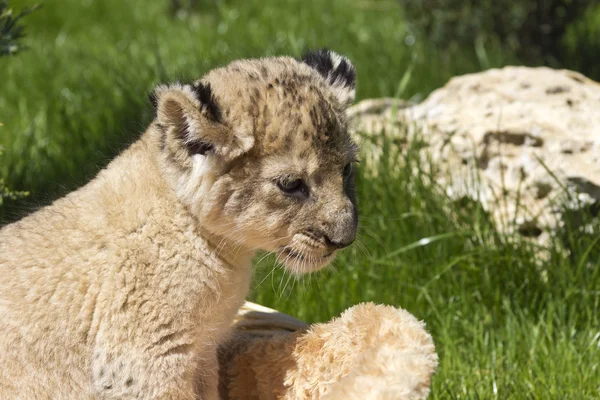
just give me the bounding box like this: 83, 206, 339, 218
280, 247, 333, 261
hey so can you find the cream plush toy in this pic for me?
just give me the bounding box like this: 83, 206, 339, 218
218, 302, 438, 399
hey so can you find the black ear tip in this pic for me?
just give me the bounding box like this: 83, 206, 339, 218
191, 82, 213, 103
191, 82, 222, 123
301, 48, 331, 60
300, 48, 356, 89
300, 48, 333, 70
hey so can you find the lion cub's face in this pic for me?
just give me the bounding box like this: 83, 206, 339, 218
152, 50, 358, 273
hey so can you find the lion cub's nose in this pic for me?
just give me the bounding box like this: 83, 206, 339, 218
323, 221, 357, 249
322, 206, 357, 250
325, 235, 355, 249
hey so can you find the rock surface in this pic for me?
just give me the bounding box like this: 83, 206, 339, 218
349, 66, 600, 239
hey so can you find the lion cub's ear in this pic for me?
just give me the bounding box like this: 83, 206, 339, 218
151, 82, 253, 162
301, 49, 357, 107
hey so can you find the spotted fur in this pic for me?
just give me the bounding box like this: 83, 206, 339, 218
0, 50, 358, 399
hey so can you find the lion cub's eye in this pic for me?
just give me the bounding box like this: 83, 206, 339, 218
343, 163, 353, 179
277, 177, 308, 199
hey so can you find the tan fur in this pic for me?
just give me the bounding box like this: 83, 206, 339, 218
219, 303, 438, 400
0, 51, 358, 399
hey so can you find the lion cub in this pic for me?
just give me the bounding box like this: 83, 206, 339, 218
0, 50, 358, 399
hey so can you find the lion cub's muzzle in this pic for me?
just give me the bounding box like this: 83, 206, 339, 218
279, 198, 357, 273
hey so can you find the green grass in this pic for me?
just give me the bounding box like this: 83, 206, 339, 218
2, 0, 599, 398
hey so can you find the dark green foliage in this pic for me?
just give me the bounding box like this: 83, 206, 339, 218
0, 0, 38, 211
168, 0, 221, 16
0, 146, 28, 207
0, 0, 40, 56
562, 4, 600, 80
169, 0, 198, 14
400, 0, 599, 78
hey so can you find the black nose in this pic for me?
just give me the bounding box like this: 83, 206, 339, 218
324, 235, 355, 249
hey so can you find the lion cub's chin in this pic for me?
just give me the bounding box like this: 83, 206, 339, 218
277, 247, 337, 274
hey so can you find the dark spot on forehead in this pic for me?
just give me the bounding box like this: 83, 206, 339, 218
324, 117, 337, 141
308, 108, 318, 129
299, 148, 311, 159
284, 99, 294, 111
293, 113, 302, 129
260, 65, 269, 77
261, 103, 269, 129
283, 132, 293, 151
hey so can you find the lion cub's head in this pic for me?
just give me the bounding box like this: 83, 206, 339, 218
151, 50, 358, 273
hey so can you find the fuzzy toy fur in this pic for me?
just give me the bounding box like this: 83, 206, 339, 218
219, 302, 438, 400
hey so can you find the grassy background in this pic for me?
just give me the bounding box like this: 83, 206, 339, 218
2, 0, 600, 398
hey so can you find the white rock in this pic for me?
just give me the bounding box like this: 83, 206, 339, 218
349, 67, 600, 238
